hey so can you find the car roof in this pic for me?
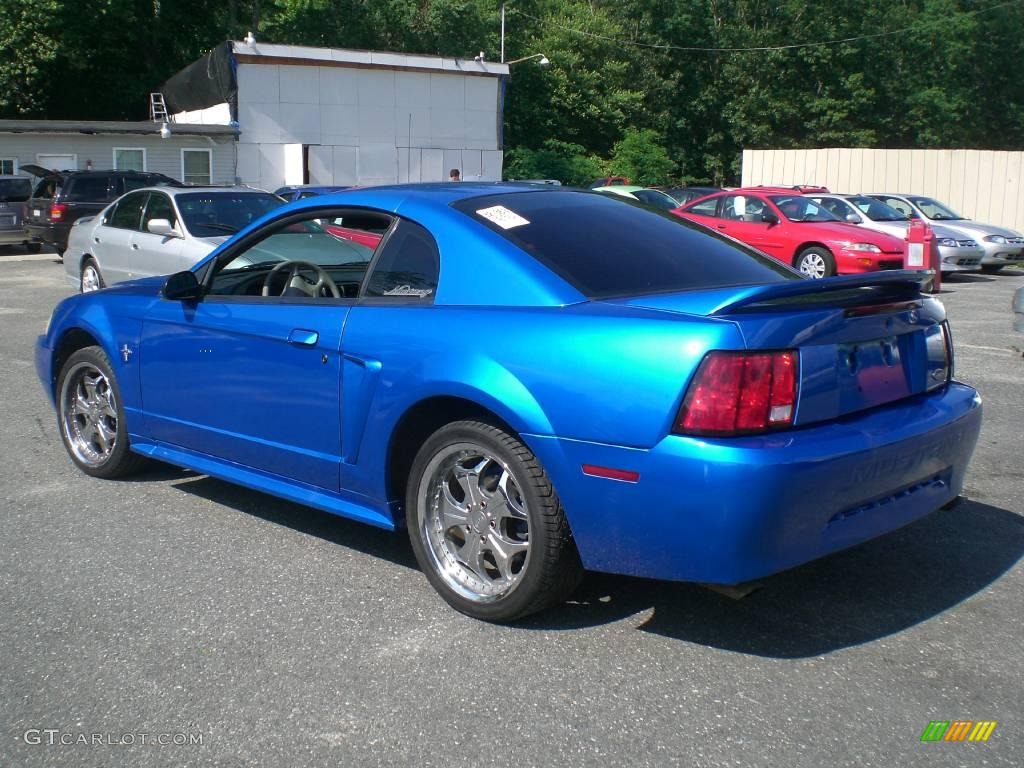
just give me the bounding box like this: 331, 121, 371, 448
128, 185, 276, 197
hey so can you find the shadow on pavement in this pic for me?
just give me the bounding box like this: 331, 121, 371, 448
136, 464, 1022, 656
168, 474, 419, 570
520, 500, 1024, 657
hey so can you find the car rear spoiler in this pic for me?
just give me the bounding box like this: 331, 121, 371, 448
708, 271, 932, 315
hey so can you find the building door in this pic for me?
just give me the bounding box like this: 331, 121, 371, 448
36, 154, 77, 172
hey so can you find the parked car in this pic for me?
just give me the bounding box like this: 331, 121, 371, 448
274, 184, 352, 202
37, 183, 981, 621
1014, 286, 1024, 332
805, 193, 983, 273
675, 187, 907, 278
22, 166, 179, 258
64, 187, 284, 292
0, 175, 39, 252
593, 185, 681, 211
865, 194, 1024, 273
662, 186, 723, 206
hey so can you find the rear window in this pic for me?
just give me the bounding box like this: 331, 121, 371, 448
452, 190, 798, 299
0, 178, 32, 202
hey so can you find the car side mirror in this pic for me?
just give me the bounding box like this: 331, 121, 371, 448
148, 218, 182, 237
846, 213, 862, 223
162, 270, 202, 301
761, 211, 779, 225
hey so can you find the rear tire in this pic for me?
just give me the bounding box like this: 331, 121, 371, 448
406, 420, 583, 622
794, 247, 835, 279
26, 242, 42, 254
56, 346, 146, 479
81, 258, 104, 293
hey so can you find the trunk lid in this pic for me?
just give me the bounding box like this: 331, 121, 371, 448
603, 272, 949, 425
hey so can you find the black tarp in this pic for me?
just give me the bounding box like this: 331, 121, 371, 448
162, 41, 237, 118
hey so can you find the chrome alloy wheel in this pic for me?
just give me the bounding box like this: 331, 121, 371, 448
797, 252, 828, 279
59, 362, 118, 467
420, 443, 531, 603
81, 263, 101, 293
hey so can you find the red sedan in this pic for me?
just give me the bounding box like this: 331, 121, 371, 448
674, 187, 906, 278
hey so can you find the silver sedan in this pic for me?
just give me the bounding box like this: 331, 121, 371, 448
65, 187, 283, 292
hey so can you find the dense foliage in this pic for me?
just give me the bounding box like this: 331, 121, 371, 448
2, 0, 1022, 184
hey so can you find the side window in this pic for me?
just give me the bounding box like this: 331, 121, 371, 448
721, 194, 767, 222
108, 192, 147, 230
207, 209, 391, 299
64, 176, 111, 202
363, 219, 440, 301
123, 176, 151, 194
142, 193, 176, 232
813, 197, 850, 219
687, 197, 720, 217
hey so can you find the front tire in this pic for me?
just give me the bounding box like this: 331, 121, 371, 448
406, 420, 583, 621
980, 264, 1003, 274
80, 258, 104, 293
56, 346, 146, 479
26, 242, 42, 254
794, 246, 835, 279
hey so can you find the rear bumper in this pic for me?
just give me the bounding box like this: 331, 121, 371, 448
25, 222, 70, 249
0, 229, 30, 245
525, 382, 982, 584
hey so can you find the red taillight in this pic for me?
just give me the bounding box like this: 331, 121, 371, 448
675, 350, 798, 436
50, 203, 68, 222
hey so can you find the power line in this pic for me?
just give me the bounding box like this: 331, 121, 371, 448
510, 0, 1024, 54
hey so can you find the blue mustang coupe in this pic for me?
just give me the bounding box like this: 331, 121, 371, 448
36, 183, 982, 621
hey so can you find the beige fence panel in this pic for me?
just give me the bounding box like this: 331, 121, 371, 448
743, 148, 1024, 230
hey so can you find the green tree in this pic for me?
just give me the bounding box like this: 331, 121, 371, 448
0, 0, 60, 116
607, 128, 674, 185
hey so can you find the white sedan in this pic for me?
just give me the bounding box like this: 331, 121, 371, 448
64, 187, 283, 292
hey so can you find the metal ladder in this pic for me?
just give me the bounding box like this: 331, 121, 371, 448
149, 93, 168, 122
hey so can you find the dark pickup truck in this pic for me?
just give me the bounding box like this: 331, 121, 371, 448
22, 165, 178, 257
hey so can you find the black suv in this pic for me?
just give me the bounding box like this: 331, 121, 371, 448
23, 166, 179, 257
0, 176, 38, 252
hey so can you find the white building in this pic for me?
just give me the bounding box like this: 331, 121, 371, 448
165, 40, 509, 190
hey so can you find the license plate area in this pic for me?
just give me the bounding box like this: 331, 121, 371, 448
837, 335, 913, 412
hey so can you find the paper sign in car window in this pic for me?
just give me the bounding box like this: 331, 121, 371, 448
476, 206, 530, 230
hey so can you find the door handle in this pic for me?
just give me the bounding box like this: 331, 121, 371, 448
717, 224, 728, 230
131, 243, 140, 250
287, 329, 319, 346
94, 237, 101, 243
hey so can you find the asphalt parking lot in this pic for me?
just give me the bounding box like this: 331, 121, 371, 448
1, 249, 1022, 768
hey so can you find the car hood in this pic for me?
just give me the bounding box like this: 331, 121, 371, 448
936, 220, 1024, 239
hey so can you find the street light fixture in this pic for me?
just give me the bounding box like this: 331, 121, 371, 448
506, 53, 550, 67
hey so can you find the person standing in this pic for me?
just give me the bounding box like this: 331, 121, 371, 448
449, 168, 461, 182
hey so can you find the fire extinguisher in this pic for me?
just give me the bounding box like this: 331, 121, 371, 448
904, 218, 941, 292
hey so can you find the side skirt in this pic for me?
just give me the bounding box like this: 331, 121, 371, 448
128, 437, 396, 531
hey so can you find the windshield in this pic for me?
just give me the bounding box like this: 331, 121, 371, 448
176, 192, 284, 237
0, 178, 32, 202
907, 197, 963, 220
632, 189, 681, 211
846, 196, 909, 222
769, 195, 841, 223
452, 190, 798, 299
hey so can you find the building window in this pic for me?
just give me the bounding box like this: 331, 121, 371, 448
0, 158, 16, 175
113, 147, 146, 172
181, 149, 212, 185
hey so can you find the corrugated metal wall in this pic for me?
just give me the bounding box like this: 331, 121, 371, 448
742, 148, 1024, 231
